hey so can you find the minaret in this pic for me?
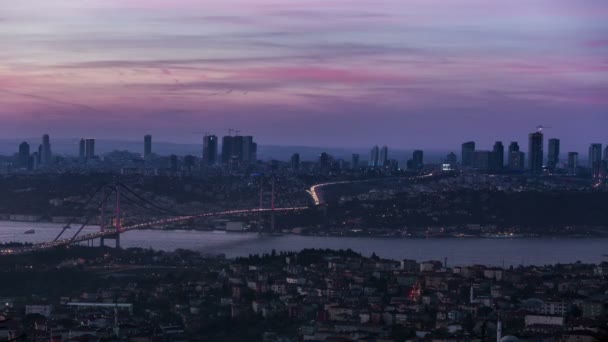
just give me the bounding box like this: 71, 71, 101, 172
496, 315, 502, 342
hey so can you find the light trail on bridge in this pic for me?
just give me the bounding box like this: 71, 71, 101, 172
0, 207, 308, 256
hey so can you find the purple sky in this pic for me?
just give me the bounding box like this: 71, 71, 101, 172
1, 0, 607, 151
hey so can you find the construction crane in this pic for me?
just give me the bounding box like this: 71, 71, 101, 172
536, 125, 552, 132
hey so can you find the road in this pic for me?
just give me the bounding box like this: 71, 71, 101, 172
0, 207, 307, 256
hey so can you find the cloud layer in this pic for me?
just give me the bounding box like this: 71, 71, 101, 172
1, 0, 607, 150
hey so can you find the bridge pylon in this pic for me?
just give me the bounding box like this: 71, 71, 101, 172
100, 183, 122, 248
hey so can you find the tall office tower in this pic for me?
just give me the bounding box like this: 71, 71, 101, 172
508, 151, 525, 171
508, 142, 520, 169
85, 138, 96, 159
379, 146, 388, 167
369, 145, 379, 168
144, 135, 152, 160
473, 151, 492, 170
18, 142, 30, 168
547, 138, 560, 170
221, 136, 234, 164
31, 152, 39, 170
412, 150, 424, 170
604, 146, 608, 161
351, 153, 360, 169
492, 141, 504, 170
291, 153, 300, 171
445, 152, 457, 166
37, 145, 43, 165
528, 131, 544, 174
250, 142, 257, 163
231, 135, 244, 161
589, 143, 603, 177
319, 152, 330, 171
241, 136, 254, 163
461, 141, 475, 167
79, 139, 86, 161
202, 135, 218, 166
184, 155, 196, 171
41, 134, 52, 167
567, 152, 579, 175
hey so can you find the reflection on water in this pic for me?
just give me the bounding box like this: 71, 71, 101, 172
1, 221, 606, 266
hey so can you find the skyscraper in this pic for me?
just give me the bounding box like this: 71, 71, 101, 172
379, 146, 388, 167
473, 151, 492, 170
241, 136, 255, 163
507, 142, 522, 170
18, 142, 30, 169
412, 150, 424, 170
492, 141, 504, 171
351, 154, 360, 169
41, 134, 52, 167
291, 153, 300, 171
144, 135, 152, 160
567, 152, 579, 175
85, 138, 95, 159
445, 152, 457, 167
547, 138, 560, 170
461, 141, 475, 167
79, 139, 86, 161
528, 131, 543, 174
220, 134, 257, 165
589, 143, 602, 178
202, 135, 218, 166
369, 146, 379, 168
221, 136, 234, 164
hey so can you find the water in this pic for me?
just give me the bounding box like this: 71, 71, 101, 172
1, 221, 606, 266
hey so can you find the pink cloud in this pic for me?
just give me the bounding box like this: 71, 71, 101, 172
237, 66, 407, 85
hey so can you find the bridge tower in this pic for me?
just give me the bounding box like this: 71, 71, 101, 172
101, 184, 121, 248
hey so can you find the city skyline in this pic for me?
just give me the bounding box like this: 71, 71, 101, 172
1, 0, 607, 150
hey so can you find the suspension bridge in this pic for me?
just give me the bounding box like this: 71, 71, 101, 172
1, 178, 309, 256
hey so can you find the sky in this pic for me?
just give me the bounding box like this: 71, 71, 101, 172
1, 0, 607, 151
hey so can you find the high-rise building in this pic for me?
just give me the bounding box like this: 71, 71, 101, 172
461, 141, 475, 167
507, 142, 520, 170
492, 141, 504, 171
412, 150, 424, 170
528, 131, 543, 174
351, 154, 360, 169
202, 135, 218, 166
79, 139, 86, 161
319, 152, 330, 171
445, 152, 457, 167
508, 151, 525, 171
473, 151, 492, 170
379, 146, 388, 167
604, 146, 608, 161
18, 142, 30, 169
85, 138, 95, 159
41, 134, 52, 167
221, 134, 257, 165
369, 146, 379, 168
291, 153, 300, 171
144, 135, 152, 160
567, 152, 579, 175
547, 138, 560, 170
221, 136, 234, 164
589, 143, 602, 178
241, 136, 255, 163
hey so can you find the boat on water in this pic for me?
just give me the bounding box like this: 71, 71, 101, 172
24, 229, 35, 234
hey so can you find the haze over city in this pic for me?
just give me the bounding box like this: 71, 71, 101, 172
1, 0, 607, 150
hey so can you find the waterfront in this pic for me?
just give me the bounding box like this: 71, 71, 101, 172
0, 221, 606, 266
